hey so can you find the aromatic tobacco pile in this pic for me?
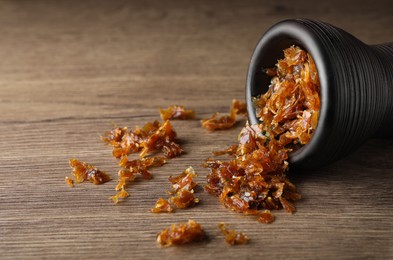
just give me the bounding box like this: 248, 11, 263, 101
204, 45, 320, 223
65, 45, 320, 246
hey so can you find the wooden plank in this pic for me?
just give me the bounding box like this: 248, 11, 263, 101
0, 0, 392, 259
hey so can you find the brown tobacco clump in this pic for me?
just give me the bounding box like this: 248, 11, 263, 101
218, 223, 249, 245
156, 220, 205, 247
110, 188, 129, 204
67, 159, 111, 185
254, 45, 320, 146
101, 126, 128, 145
258, 210, 275, 224
139, 120, 183, 158
111, 156, 167, 204
119, 156, 167, 181
159, 105, 195, 120
65, 176, 74, 187
201, 112, 236, 131
102, 123, 156, 158
204, 46, 320, 222
151, 198, 174, 213
212, 144, 238, 156
231, 99, 248, 116
169, 189, 198, 209
168, 166, 198, 194
201, 99, 247, 131
168, 166, 199, 209
151, 167, 199, 212
102, 120, 183, 159
102, 120, 184, 204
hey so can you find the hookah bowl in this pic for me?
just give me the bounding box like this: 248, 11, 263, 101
246, 19, 393, 169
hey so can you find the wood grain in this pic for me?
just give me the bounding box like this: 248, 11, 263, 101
0, 0, 392, 259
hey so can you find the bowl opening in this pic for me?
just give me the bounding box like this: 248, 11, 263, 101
246, 20, 331, 168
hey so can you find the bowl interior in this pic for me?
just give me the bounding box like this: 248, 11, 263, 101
246, 20, 330, 168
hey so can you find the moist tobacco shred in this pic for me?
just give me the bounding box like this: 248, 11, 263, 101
168, 166, 199, 208
204, 46, 320, 222
258, 210, 275, 223
254, 46, 320, 146
151, 166, 199, 211
160, 105, 195, 120
212, 144, 238, 156
110, 156, 168, 204
67, 159, 111, 185
102, 120, 184, 159
201, 99, 247, 131
101, 120, 184, 204
151, 198, 174, 213
218, 223, 249, 245
65, 176, 74, 187
156, 220, 205, 247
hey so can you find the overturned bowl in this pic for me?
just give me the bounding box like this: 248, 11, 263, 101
246, 19, 393, 169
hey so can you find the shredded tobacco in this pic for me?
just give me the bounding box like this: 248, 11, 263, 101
111, 188, 130, 203
156, 220, 205, 247
218, 223, 249, 245
65, 176, 74, 188
254, 45, 320, 146
169, 189, 199, 209
119, 156, 167, 180
204, 46, 320, 222
111, 156, 167, 204
168, 166, 198, 194
151, 166, 200, 211
101, 119, 184, 204
201, 99, 247, 131
160, 105, 195, 120
168, 166, 199, 209
139, 120, 183, 158
68, 159, 111, 185
212, 144, 238, 156
257, 210, 275, 224
151, 198, 174, 213
102, 120, 183, 159
231, 99, 248, 116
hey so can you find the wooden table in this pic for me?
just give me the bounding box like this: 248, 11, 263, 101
1, 1, 392, 259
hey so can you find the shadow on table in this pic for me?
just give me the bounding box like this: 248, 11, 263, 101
290, 138, 393, 182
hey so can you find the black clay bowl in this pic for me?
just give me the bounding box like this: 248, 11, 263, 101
246, 19, 393, 169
